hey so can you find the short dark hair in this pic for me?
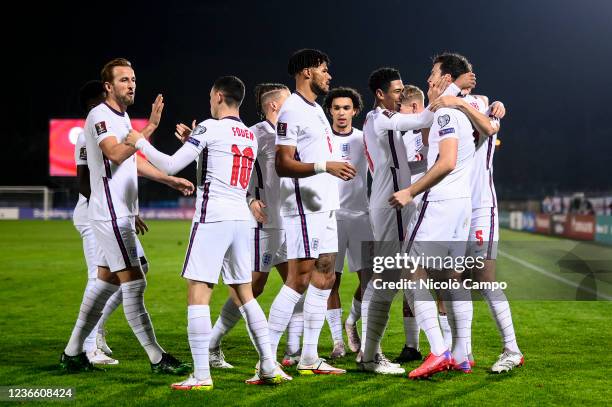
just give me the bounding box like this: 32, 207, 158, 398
368, 67, 401, 95
254, 83, 289, 119
213, 75, 245, 107
287, 49, 330, 76
101, 58, 132, 84
79, 80, 105, 112
323, 87, 363, 115
433, 53, 472, 80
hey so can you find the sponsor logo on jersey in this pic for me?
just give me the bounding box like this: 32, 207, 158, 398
382, 110, 396, 119
312, 238, 319, 252
79, 147, 87, 160
277, 122, 287, 137
187, 137, 200, 147
341, 143, 350, 158
262, 253, 272, 266
437, 114, 450, 128
193, 125, 207, 136
439, 128, 455, 136
95, 121, 107, 135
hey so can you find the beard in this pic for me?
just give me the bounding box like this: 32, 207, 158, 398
118, 93, 135, 107
310, 80, 328, 97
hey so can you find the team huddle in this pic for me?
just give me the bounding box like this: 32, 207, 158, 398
61, 49, 523, 390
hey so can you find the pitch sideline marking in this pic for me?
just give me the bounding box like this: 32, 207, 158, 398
498, 250, 612, 301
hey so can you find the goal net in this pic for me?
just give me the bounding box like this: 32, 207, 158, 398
0, 186, 53, 220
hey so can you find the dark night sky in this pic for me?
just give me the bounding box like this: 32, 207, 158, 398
4, 0, 612, 201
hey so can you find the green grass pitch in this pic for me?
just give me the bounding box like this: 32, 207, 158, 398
0, 220, 610, 406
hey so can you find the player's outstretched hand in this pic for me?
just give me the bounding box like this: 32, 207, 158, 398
429, 95, 464, 112
249, 199, 268, 224
489, 101, 506, 119
175, 120, 196, 144
168, 176, 195, 196
455, 72, 476, 90
125, 130, 144, 147
149, 94, 165, 129
389, 188, 413, 209
326, 161, 356, 181
135, 215, 149, 235
427, 77, 451, 104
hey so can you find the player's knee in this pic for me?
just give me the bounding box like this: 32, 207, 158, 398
315, 254, 335, 274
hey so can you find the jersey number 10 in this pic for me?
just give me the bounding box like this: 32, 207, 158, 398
230, 144, 254, 189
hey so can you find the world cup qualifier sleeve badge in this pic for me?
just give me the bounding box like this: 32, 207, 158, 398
95, 121, 107, 135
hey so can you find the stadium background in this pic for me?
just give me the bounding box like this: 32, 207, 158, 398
1, 0, 611, 405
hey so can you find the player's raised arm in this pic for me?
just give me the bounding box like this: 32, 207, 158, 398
430, 96, 500, 137
135, 155, 194, 196
125, 128, 201, 176
141, 94, 165, 138
377, 108, 435, 133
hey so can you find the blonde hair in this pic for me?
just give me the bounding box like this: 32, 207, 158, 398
401, 85, 424, 105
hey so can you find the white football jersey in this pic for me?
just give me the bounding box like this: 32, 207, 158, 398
73, 131, 89, 226
363, 107, 433, 210
464, 94, 499, 209
184, 116, 258, 223
425, 108, 475, 201
331, 128, 368, 219
249, 120, 282, 229
275, 92, 339, 215
84, 103, 138, 221
404, 129, 429, 184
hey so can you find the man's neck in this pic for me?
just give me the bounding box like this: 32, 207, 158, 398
216, 107, 240, 120
265, 111, 279, 127
295, 80, 317, 103
376, 101, 394, 112
332, 123, 352, 135
105, 97, 127, 113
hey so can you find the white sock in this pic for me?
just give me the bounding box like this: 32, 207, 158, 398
346, 298, 361, 326
97, 288, 123, 334
301, 285, 331, 365
326, 308, 344, 343
403, 317, 420, 350
268, 285, 302, 358
65, 279, 119, 356
481, 289, 520, 353
82, 279, 98, 353
121, 279, 164, 364
360, 281, 375, 350
439, 314, 453, 350
444, 286, 473, 363
363, 287, 395, 362
188, 305, 212, 381
209, 298, 242, 350
410, 287, 446, 356
286, 293, 304, 355
239, 299, 276, 373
